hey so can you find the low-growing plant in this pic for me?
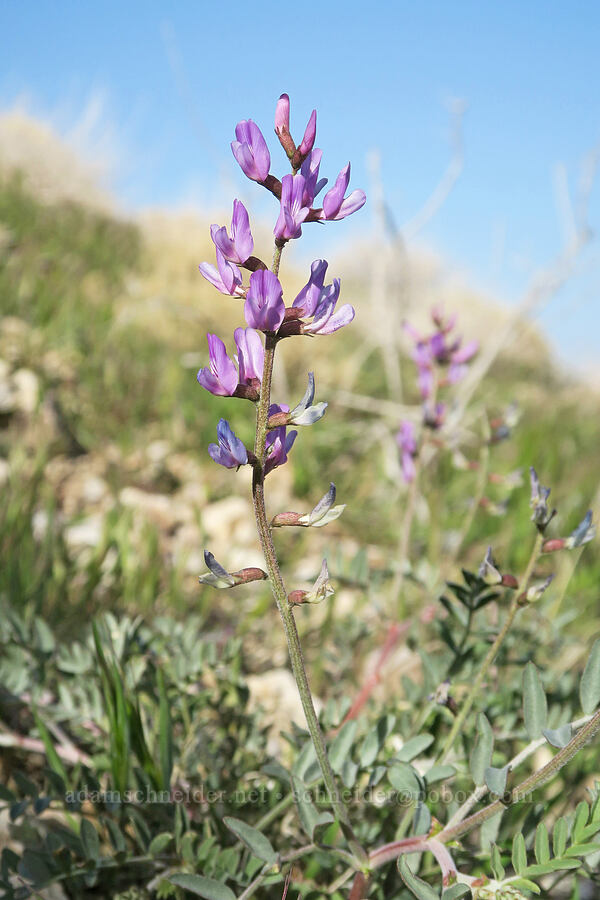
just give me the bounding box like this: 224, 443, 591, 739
1, 95, 599, 900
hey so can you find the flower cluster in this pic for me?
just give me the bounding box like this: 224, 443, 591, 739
396, 307, 479, 482
197, 94, 365, 477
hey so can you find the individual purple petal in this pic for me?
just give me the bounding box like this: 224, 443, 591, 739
302, 279, 355, 335
197, 333, 238, 396
244, 269, 285, 332
322, 164, 350, 218
275, 94, 290, 136
199, 248, 244, 296
231, 120, 271, 183
273, 174, 311, 241
330, 189, 367, 220
417, 366, 434, 399
451, 339, 479, 365
210, 200, 254, 264
430, 331, 449, 362
234, 327, 264, 384
321, 163, 366, 221
300, 149, 327, 207
293, 259, 329, 316
298, 109, 317, 157
208, 418, 248, 469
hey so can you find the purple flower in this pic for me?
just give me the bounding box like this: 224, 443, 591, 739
231, 120, 270, 183
300, 149, 327, 207
397, 420, 418, 483
210, 200, 253, 265
234, 327, 264, 385
404, 310, 478, 398
298, 109, 317, 157
199, 248, 244, 297
265, 404, 297, 475
293, 259, 329, 317
274, 174, 311, 241
197, 334, 238, 396
208, 419, 248, 469
321, 163, 366, 221
244, 269, 285, 332
303, 279, 355, 335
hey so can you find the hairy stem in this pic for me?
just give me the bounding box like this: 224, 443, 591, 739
251, 245, 364, 861
438, 706, 600, 843
436, 532, 544, 764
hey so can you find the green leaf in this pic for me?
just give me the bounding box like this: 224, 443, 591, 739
17, 850, 52, 887
484, 765, 508, 797
149, 832, 173, 857
512, 832, 527, 875
80, 819, 100, 861
509, 878, 540, 894
553, 817, 568, 857
388, 762, 422, 799
534, 822, 550, 864
397, 856, 440, 900
542, 723, 572, 748
441, 886, 470, 900
523, 662, 547, 740
168, 874, 237, 900
359, 728, 379, 768
424, 765, 455, 786
290, 775, 334, 840
329, 720, 357, 774
32, 709, 68, 786
158, 668, 173, 791
223, 817, 276, 864
490, 844, 505, 881
573, 801, 590, 842
565, 842, 600, 858
293, 740, 318, 782
470, 713, 494, 786
395, 734, 434, 762
580, 639, 600, 714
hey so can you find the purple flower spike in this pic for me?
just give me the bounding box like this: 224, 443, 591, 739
300, 149, 328, 208
293, 259, 329, 317
210, 200, 254, 265
298, 108, 317, 157
231, 120, 271, 183
197, 334, 239, 396
244, 269, 285, 332
208, 418, 248, 469
397, 420, 418, 483
199, 248, 244, 297
303, 279, 355, 335
265, 404, 297, 475
234, 327, 264, 385
274, 174, 311, 241
321, 163, 366, 221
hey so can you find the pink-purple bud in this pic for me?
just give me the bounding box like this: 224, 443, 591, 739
298, 109, 317, 157
274, 93, 290, 136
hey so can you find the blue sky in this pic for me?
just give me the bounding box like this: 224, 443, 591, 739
2, 0, 599, 367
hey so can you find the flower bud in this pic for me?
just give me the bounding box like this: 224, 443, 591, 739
478, 547, 503, 585
199, 551, 266, 588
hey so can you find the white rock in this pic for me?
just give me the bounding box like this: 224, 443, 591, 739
12, 368, 39, 413
64, 514, 104, 551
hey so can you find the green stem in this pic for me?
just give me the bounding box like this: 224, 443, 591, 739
250, 246, 364, 862
436, 532, 544, 765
